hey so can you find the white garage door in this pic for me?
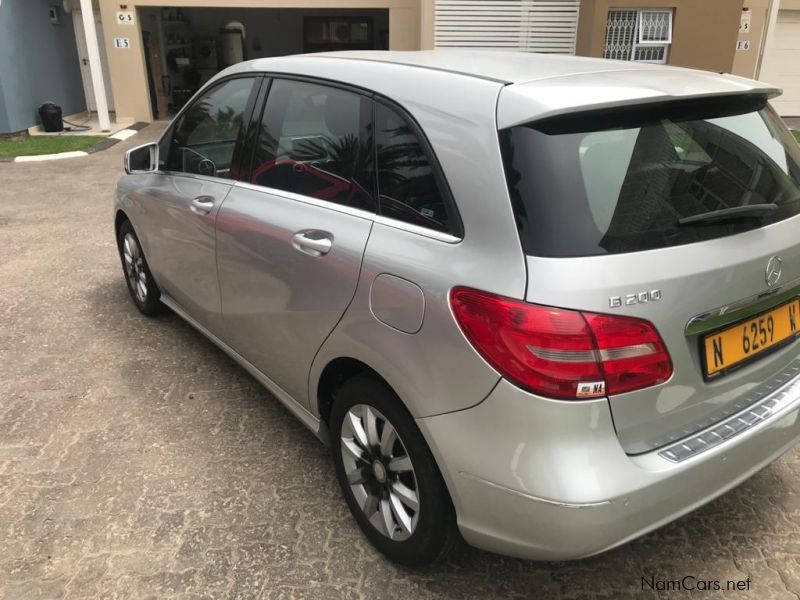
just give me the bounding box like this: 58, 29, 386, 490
760, 10, 800, 116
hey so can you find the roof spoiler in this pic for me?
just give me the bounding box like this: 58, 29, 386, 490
526, 92, 777, 135
497, 68, 780, 129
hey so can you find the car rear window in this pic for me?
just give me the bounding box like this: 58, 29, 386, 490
499, 96, 800, 257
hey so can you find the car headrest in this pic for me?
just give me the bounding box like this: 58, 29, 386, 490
324, 92, 358, 138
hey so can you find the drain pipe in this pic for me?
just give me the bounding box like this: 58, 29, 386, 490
78, 0, 111, 132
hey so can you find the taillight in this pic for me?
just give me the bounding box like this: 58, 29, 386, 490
449, 287, 672, 400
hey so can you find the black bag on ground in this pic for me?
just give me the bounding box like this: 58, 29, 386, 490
38, 102, 63, 133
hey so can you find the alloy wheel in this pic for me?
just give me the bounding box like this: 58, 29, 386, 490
122, 233, 147, 304
340, 404, 420, 541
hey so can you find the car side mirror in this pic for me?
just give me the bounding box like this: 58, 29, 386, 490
125, 142, 159, 174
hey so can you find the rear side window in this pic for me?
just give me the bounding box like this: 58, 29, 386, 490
376, 103, 453, 234
250, 79, 375, 212
500, 98, 800, 256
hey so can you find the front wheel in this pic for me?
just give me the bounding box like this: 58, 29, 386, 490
330, 374, 458, 566
117, 220, 165, 316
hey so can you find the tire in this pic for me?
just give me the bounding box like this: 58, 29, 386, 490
330, 374, 459, 566
117, 220, 165, 317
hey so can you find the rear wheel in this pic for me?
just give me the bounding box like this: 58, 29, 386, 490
117, 220, 164, 316
330, 374, 458, 565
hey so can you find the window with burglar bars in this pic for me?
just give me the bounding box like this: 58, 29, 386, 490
603, 8, 673, 64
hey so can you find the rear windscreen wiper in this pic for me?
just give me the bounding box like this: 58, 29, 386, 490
677, 203, 778, 226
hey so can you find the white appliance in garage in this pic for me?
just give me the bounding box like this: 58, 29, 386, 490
760, 9, 800, 116
220, 29, 244, 68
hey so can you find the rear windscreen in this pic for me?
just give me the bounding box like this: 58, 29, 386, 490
500, 96, 800, 257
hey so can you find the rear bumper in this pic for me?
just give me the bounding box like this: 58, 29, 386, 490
417, 376, 800, 561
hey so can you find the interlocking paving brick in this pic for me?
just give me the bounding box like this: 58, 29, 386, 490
1, 124, 800, 599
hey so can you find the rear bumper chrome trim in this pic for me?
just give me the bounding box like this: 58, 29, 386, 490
685, 276, 800, 336
659, 358, 800, 462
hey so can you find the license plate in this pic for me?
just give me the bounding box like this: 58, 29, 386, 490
703, 299, 800, 378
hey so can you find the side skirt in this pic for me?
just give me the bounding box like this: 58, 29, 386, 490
160, 294, 330, 445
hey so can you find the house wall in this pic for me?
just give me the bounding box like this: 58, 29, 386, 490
0, 78, 10, 134
98, 0, 423, 123
576, 0, 744, 73
0, 0, 86, 133
732, 0, 771, 79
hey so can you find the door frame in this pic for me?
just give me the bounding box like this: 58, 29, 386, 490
73, 10, 116, 112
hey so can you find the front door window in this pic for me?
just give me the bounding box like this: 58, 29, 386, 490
165, 77, 256, 178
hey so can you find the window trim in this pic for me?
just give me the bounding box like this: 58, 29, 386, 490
637, 9, 673, 45
157, 74, 264, 181
240, 77, 272, 185
240, 72, 464, 240
234, 180, 461, 244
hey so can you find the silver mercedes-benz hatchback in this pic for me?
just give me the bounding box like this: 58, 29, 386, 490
115, 50, 800, 565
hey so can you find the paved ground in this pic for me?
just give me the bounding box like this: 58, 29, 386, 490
784, 117, 800, 130
2, 124, 800, 600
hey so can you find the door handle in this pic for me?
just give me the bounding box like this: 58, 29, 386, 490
190, 195, 215, 215
291, 231, 333, 257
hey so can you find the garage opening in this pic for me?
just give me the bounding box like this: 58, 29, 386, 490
138, 7, 390, 119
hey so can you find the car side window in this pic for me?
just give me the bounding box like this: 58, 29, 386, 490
375, 103, 451, 234
250, 79, 375, 212
166, 77, 256, 179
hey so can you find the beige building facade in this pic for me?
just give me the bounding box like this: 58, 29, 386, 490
577, 0, 744, 74
86, 0, 791, 124
96, 0, 432, 123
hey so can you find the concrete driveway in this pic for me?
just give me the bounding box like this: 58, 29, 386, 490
1, 124, 800, 600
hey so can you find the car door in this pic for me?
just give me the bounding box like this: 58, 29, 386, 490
139, 75, 261, 333
215, 77, 375, 407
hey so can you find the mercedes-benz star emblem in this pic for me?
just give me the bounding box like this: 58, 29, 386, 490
766, 255, 783, 287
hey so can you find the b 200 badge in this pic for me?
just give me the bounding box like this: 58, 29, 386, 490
609, 289, 661, 308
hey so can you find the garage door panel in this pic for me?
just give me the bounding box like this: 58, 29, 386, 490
765, 53, 800, 76
774, 30, 800, 49
761, 10, 800, 116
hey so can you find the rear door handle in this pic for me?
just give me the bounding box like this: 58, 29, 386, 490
190, 195, 215, 215
291, 230, 333, 257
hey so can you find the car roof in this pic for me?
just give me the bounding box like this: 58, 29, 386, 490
312, 50, 666, 84
223, 50, 780, 127
240, 50, 680, 85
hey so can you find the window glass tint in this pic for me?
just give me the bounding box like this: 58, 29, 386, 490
166, 78, 255, 178
376, 104, 450, 233
250, 79, 375, 211
500, 100, 800, 256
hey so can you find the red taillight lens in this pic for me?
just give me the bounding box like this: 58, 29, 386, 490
450, 287, 673, 400
582, 312, 673, 395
